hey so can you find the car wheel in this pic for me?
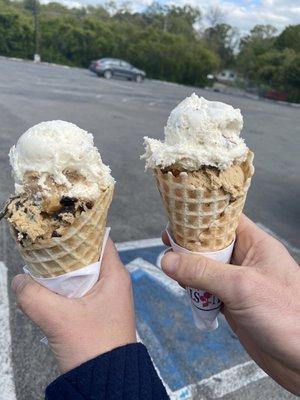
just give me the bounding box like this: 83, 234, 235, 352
135, 74, 143, 83
104, 70, 113, 80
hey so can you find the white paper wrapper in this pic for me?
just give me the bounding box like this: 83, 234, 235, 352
24, 228, 110, 298
23, 228, 110, 345
166, 227, 234, 332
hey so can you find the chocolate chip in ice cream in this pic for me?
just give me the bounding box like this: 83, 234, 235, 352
86, 201, 93, 210
52, 230, 62, 238
60, 196, 78, 207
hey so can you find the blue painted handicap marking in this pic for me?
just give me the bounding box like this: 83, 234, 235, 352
177, 387, 193, 399
118, 241, 250, 396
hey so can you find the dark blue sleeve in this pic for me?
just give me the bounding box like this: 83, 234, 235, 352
45, 343, 169, 400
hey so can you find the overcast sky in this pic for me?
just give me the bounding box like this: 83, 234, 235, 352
54, 0, 300, 33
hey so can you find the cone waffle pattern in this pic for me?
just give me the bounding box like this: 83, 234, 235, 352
154, 152, 254, 252
16, 185, 114, 278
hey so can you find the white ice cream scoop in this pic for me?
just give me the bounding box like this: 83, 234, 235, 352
9, 120, 114, 200
142, 93, 248, 171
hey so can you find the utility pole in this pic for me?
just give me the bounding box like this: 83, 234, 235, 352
34, 7, 39, 58
24, 0, 40, 61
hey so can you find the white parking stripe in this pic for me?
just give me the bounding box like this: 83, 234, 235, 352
172, 360, 267, 399
119, 236, 273, 399
116, 237, 163, 251
0, 262, 17, 400
126, 257, 185, 298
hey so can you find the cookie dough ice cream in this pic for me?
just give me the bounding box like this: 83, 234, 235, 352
4, 120, 114, 277
142, 93, 254, 251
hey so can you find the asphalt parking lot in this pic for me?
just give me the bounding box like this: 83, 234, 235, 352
0, 57, 299, 400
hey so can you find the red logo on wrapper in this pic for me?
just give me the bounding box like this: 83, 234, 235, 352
188, 288, 221, 311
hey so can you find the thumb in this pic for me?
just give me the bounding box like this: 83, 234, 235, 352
100, 238, 126, 278
161, 252, 245, 302
12, 274, 63, 326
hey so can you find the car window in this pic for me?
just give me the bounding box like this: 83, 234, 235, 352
102, 59, 117, 65
120, 61, 131, 68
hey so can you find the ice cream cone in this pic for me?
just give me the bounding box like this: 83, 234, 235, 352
154, 151, 254, 252
12, 185, 114, 278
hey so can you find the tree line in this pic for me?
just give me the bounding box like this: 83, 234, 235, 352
0, 0, 299, 102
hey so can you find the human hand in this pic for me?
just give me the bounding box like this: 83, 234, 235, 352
12, 239, 136, 373
161, 215, 300, 395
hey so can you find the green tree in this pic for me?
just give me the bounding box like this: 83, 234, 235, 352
23, 0, 40, 55
86, 5, 110, 20
39, 15, 115, 66
143, 3, 200, 38
164, 5, 201, 38
258, 49, 300, 102
204, 23, 238, 68
237, 24, 277, 81
276, 24, 300, 52
0, 9, 34, 58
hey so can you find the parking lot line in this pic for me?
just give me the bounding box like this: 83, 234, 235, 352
126, 257, 185, 298
172, 360, 267, 399
0, 262, 17, 400
116, 237, 163, 251
118, 236, 272, 399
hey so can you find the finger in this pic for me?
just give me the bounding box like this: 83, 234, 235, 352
236, 214, 267, 243
161, 252, 245, 302
98, 238, 126, 279
233, 214, 270, 265
162, 230, 170, 246
12, 274, 63, 325
164, 248, 172, 255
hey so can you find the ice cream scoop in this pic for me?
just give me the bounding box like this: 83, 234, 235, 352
142, 93, 248, 171
4, 120, 115, 278
9, 120, 114, 201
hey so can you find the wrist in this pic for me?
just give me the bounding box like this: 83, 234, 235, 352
53, 327, 137, 373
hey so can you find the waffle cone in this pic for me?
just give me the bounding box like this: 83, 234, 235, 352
13, 185, 114, 278
154, 151, 254, 252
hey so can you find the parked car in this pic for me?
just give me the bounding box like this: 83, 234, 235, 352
264, 89, 288, 102
89, 58, 146, 82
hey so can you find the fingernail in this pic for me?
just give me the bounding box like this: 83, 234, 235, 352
11, 274, 25, 293
163, 248, 172, 255
162, 252, 180, 275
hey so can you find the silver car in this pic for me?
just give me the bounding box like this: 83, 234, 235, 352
89, 58, 146, 82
